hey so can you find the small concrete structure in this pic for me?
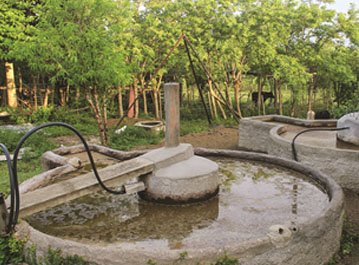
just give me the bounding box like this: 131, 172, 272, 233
134, 120, 164, 133
141, 83, 219, 203
337, 112, 359, 146
140, 144, 219, 203
238, 115, 359, 192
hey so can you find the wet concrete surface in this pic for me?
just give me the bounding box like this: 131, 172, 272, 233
26, 157, 329, 249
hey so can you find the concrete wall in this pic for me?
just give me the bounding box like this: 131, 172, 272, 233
238, 115, 359, 193
270, 127, 359, 192
16, 148, 344, 265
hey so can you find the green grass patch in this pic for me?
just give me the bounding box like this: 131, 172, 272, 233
180, 119, 210, 136
0, 160, 43, 195
0, 128, 57, 195
108, 126, 163, 150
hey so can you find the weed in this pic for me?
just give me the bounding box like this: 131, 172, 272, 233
340, 225, 359, 256
213, 254, 239, 265
178, 251, 188, 261
109, 126, 163, 150
42, 248, 89, 265
180, 119, 209, 136
0, 235, 26, 265
147, 259, 157, 265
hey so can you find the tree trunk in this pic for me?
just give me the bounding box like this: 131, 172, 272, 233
273, 78, 279, 114
86, 90, 107, 145
32, 75, 38, 110
278, 81, 283, 115
5, 62, 18, 108
59, 88, 65, 107
66, 84, 70, 104
139, 77, 148, 115
308, 76, 314, 112
257, 75, 262, 116
117, 86, 124, 117
127, 86, 135, 118
152, 75, 162, 120
43, 88, 51, 108
18, 68, 23, 95
208, 92, 214, 118
134, 79, 139, 119
290, 87, 296, 117
103, 97, 108, 138
233, 71, 243, 118
75, 87, 81, 105
208, 79, 218, 119
224, 71, 233, 110
216, 98, 227, 119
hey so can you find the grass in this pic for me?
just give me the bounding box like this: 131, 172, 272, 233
108, 126, 164, 150
0, 160, 43, 195
0, 128, 57, 195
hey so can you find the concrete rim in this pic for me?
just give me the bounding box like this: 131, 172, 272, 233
16, 148, 344, 265
270, 125, 359, 154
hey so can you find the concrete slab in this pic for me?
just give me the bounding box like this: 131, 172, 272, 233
141, 143, 193, 170
18, 157, 154, 217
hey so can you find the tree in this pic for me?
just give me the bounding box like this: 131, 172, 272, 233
0, 0, 28, 108
27, 0, 130, 144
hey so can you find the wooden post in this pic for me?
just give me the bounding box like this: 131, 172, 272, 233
164, 83, 180, 148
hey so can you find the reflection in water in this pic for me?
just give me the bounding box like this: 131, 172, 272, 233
26, 157, 329, 247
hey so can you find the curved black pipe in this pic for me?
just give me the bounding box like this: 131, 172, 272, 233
0, 143, 17, 233
8, 122, 124, 232
291, 127, 350, 161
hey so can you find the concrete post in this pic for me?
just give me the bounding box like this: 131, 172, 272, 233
164, 83, 180, 147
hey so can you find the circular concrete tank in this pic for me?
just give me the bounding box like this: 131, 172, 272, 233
134, 120, 164, 133
16, 148, 343, 265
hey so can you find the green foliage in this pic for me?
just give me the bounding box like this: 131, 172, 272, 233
0, 238, 89, 265
213, 254, 239, 265
178, 251, 188, 261
327, 220, 359, 264
332, 89, 359, 118
0, 235, 26, 265
0, 128, 56, 195
0, 129, 56, 156
146, 259, 157, 265
42, 248, 89, 265
180, 119, 209, 136
109, 126, 163, 151
340, 227, 359, 256
48, 108, 98, 135
30, 106, 55, 124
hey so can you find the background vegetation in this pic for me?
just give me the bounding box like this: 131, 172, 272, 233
0, 0, 357, 144
0, 0, 358, 264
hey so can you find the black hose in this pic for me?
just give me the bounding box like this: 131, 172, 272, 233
291, 127, 350, 161
0, 144, 17, 233
6, 122, 124, 233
